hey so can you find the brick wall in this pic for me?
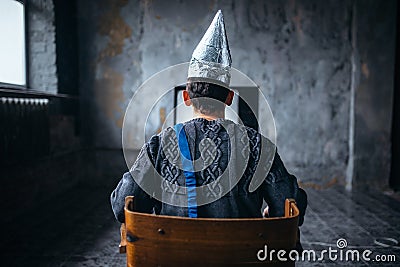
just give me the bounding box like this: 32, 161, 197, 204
27, 0, 58, 92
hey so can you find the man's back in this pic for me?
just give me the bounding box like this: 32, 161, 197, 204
111, 118, 306, 223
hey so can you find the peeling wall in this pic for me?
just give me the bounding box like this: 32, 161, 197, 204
78, 0, 143, 148
77, 0, 397, 188
97, 0, 133, 62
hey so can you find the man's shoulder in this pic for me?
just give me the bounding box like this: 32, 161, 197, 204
242, 125, 275, 147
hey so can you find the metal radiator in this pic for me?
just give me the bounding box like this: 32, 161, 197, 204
0, 97, 50, 165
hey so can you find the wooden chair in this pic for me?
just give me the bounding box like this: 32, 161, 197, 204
119, 196, 299, 267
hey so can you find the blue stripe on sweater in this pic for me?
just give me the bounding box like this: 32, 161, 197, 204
174, 123, 197, 218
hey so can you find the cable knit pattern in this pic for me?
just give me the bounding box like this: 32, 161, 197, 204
111, 118, 307, 222
157, 119, 259, 190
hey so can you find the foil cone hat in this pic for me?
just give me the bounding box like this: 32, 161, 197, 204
188, 10, 232, 88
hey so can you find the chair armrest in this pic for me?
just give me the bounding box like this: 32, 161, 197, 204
119, 223, 127, 254
284, 198, 297, 217
125, 196, 135, 211
119, 196, 134, 253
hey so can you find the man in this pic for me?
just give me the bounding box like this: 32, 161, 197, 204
111, 10, 306, 227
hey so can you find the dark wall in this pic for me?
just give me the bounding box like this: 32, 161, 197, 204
353, 0, 397, 189
76, 0, 397, 190
390, 2, 400, 190
0, 0, 83, 226
54, 0, 79, 95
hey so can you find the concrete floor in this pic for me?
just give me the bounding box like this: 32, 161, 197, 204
2, 184, 400, 266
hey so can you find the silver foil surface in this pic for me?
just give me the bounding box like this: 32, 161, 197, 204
188, 10, 232, 87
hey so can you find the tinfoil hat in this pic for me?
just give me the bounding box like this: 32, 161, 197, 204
187, 10, 232, 88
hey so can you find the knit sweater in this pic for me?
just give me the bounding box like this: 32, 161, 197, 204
110, 118, 307, 224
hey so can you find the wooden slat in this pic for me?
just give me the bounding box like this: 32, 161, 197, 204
119, 223, 127, 254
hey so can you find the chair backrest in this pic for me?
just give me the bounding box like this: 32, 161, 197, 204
120, 196, 299, 266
